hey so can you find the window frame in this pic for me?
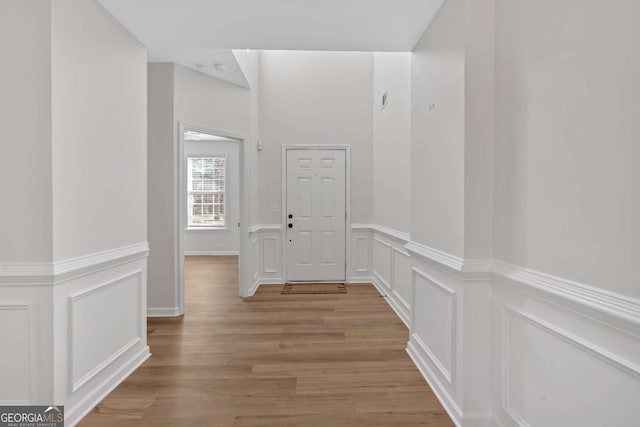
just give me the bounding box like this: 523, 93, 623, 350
185, 154, 228, 230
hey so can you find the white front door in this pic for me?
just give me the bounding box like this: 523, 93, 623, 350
286, 149, 346, 282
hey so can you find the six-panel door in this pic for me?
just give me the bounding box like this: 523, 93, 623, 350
286, 149, 346, 281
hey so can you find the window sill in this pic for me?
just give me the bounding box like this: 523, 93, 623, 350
185, 226, 228, 231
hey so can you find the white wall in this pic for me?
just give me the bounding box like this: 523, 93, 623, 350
0, 1, 53, 263
184, 140, 241, 254
463, 0, 494, 261
494, 0, 640, 299
51, 0, 147, 261
258, 51, 374, 224
174, 64, 252, 135
372, 52, 412, 233
147, 62, 257, 311
410, 0, 465, 257
490, 1, 640, 425
233, 50, 262, 227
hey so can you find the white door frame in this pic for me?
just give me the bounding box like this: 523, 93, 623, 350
177, 122, 251, 315
281, 144, 351, 283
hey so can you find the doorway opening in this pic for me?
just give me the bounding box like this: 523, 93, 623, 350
177, 124, 249, 315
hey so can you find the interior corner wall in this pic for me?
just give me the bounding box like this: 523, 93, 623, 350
494, 0, 640, 298
463, 0, 494, 260
410, 0, 466, 256
372, 52, 412, 233
258, 51, 374, 225
147, 63, 176, 310
233, 50, 262, 227
0, 0, 53, 263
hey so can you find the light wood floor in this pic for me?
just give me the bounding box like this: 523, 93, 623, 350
80, 256, 453, 426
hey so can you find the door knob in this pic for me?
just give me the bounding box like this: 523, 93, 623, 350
288, 223, 293, 228
288, 214, 293, 219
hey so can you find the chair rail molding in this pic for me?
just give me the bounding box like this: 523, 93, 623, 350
493, 260, 640, 327
0, 242, 149, 286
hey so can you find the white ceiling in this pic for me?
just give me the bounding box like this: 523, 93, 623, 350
148, 48, 249, 88
99, 0, 443, 87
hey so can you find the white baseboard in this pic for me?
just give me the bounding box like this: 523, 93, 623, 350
348, 276, 376, 284
246, 278, 285, 297
247, 279, 260, 297
147, 307, 183, 317
407, 339, 462, 426
184, 251, 239, 256
65, 346, 150, 427
259, 280, 285, 285
370, 276, 410, 328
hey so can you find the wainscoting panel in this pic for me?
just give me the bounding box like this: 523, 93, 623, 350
251, 237, 259, 282
412, 268, 457, 384
248, 225, 284, 294
392, 247, 412, 311
0, 303, 34, 404
355, 225, 412, 326
68, 271, 142, 392
262, 236, 278, 274
492, 273, 640, 427
348, 226, 373, 282
353, 236, 370, 274
55, 244, 149, 427
373, 237, 392, 290
0, 243, 149, 426
501, 306, 640, 427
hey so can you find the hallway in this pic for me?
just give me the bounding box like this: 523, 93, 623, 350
80, 256, 452, 426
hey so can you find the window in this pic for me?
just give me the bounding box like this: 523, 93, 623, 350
187, 157, 226, 227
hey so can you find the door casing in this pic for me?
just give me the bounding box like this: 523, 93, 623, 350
177, 123, 251, 313
281, 145, 351, 283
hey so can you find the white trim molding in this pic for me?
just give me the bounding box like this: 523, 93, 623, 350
0, 242, 149, 286
407, 339, 463, 426
147, 307, 183, 317
494, 260, 640, 326
370, 275, 410, 327
65, 346, 150, 427
248, 224, 283, 233
405, 241, 464, 271
184, 251, 240, 256
55, 243, 149, 284
176, 122, 250, 304
352, 223, 411, 242
0, 264, 53, 285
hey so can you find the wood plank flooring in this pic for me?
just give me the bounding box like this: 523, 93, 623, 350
79, 256, 453, 426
